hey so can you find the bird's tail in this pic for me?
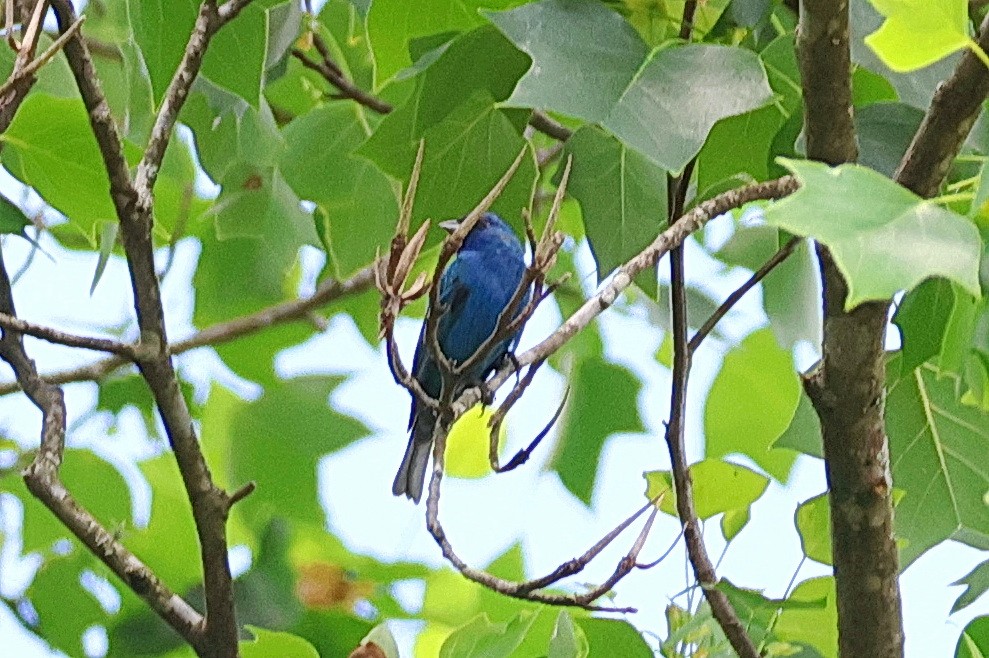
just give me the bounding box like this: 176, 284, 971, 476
392, 411, 435, 503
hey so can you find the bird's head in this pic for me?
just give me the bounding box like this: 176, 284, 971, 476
439, 212, 522, 256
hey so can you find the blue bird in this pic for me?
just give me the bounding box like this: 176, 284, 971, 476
393, 212, 529, 503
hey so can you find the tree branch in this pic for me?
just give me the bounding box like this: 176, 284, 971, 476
48, 2, 260, 655
451, 175, 799, 417
688, 237, 801, 354
0, 311, 138, 357
0, 264, 375, 396
798, 1, 902, 656
291, 30, 573, 142
0, 248, 207, 650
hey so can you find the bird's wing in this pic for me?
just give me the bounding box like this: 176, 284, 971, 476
407, 262, 471, 430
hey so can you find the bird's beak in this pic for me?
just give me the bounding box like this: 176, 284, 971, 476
438, 219, 460, 233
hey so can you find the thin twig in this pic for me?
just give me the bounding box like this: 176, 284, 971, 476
0, 14, 84, 98
449, 175, 800, 421
291, 32, 572, 143
688, 236, 801, 354
0, 263, 376, 396
0, 249, 206, 649
0, 311, 138, 357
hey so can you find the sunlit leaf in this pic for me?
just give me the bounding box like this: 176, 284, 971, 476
764, 159, 982, 309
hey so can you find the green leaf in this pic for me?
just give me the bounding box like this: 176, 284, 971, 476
563, 126, 667, 297
795, 493, 832, 564
440, 611, 539, 658
548, 611, 589, 658
241, 626, 319, 658
202, 4, 268, 107
553, 357, 645, 504
367, 0, 525, 85
124, 456, 203, 594
576, 618, 652, 658
26, 551, 106, 656
856, 102, 925, 178
90, 220, 119, 294
705, 329, 801, 481
887, 356, 989, 566
644, 459, 769, 521
487, 0, 648, 123
952, 559, 989, 614
764, 159, 982, 309
721, 507, 751, 542
893, 277, 958, 371
281, 104, 398, 277
359, 26, 535, 232
181, 83, 285, 182
957, 616, 989, 658
864, 0, 972, 72
0, 193, 31, 234
202, 380, 369, 528
128, 0, 200, 103
772, 577, 838, 658
0, 449, 131, 554
850, 0, 958, 109
1, 94, 140, 246
490, 3, 774, 171
773, 391, 823, 458
602, 43, 774, 171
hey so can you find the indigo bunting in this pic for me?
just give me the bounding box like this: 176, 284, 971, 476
393, 212, 528, 503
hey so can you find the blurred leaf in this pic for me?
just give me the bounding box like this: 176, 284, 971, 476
181, 82, 285, 182
731, 0, 771, 27
645, 459, 769, 521
852, 65, 899, 106
795, 493, 831, 564
705, 329, 801, 481
367, 0, 524, 84
773, 391, 823, 458
492, 3, 774, 171
764, 159, 981, 309
487, 0, 648, 123
0, 449, 131, 554
202, 4, 268, 106
773, 577, 838, 658
440, 611, 538, 658
952, 559, 989, 614
90, 220, 118, 294
235, 519, 303, 631
445, 407, 503, 479
553, 356, 644, 504
563, 126, 666, 297
855, 102, 924, 178
887, 355, 989, 566
26, 550, 106, 656
548, 610, 589, 658
0, 193, 31, 234
128, 0, 199, 103
716, 579, 827, 651
864, 0, 970, 72
850, 0, 957, 110
241, 626, 320, 658
126, 456, 202, 594
893, 277, 957, 372
359, 26, 535, 233
957, 616, 989, 658
203, 380, 368, 528
576, 618, 652, 658
1, 94, 140, 246
281, 104, 399, 278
